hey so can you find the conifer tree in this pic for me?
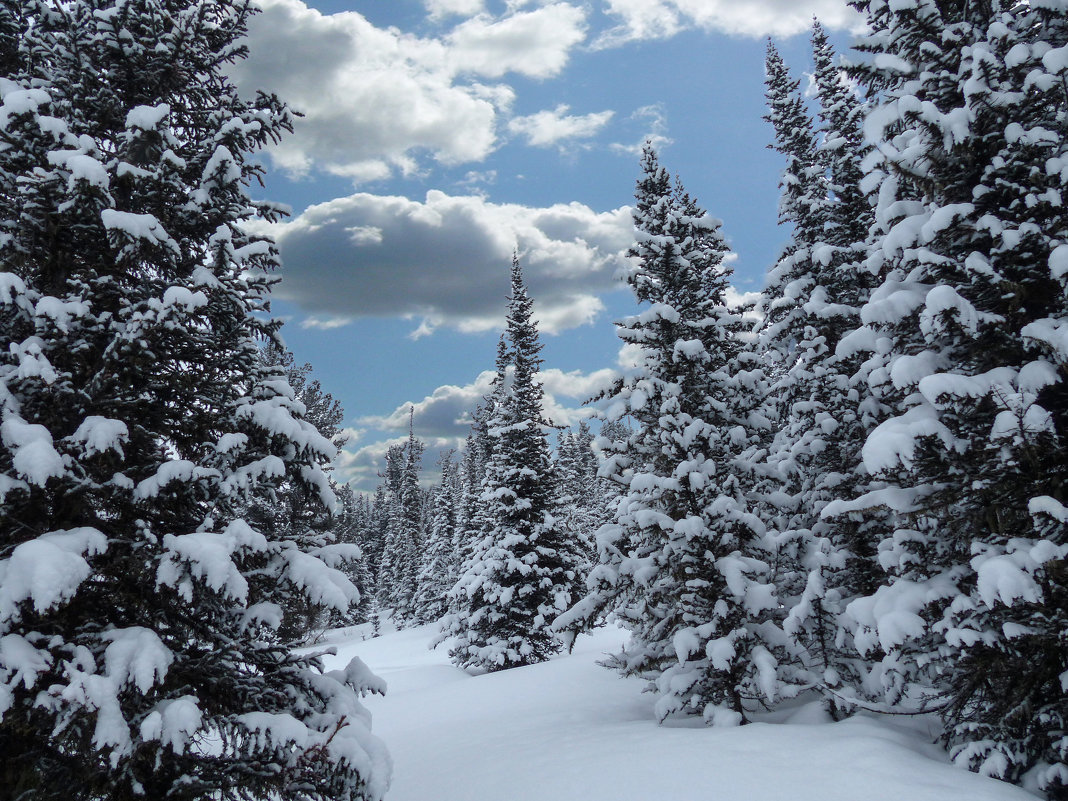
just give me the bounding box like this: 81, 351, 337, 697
389, 415, 425, 625
440, 257, 583, 671
759, 35, 883, 713
558, 145, 778, 723
246, 347, 356, 642
554, 421, 603, 567
810, 20, 871, 248
367, 483, 390, 584
837, 1, 1068, 792
413, 454, 460, 623
333, 484, 375, 627
453, 430, 487, 587
0, 0, 388, 797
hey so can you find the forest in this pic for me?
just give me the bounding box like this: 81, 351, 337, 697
0, 0, 1066, 800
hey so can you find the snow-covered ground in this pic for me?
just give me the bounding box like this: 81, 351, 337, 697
316, 623, 1035, 801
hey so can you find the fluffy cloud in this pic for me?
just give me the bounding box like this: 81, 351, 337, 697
337, 361, 615, 489
336, 433, 465, 492
359, 365, 614, 437
231, 0, 588, 179
358, 371, 498, 439
595, 0, 861, 46
509, 105, 616, 149
267, 190, 635, 336
446, 5, 588, 79
425, 0, 485, 20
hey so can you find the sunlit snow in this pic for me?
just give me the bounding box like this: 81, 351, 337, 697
315, 622, 1035, 801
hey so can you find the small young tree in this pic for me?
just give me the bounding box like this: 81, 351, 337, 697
554, 420, 604, 568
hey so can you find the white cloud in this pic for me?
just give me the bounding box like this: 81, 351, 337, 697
337, 433, 465, 492
359, 371, 497, 439
445, 5, 588, 79
356, 363, 614, 441
456, 169, 498, 188
233, 0, 589, 180
509, 104, 615, 148
425, 0, 485, 20
609, 104, 672, 156
595, 0, 862, 46
268, 190, 635, 336
300, 315, 353, 330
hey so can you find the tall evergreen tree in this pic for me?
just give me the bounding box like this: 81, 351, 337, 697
837, 0, 1068, 792
810, 20, 871, 248
558, 145, 778, 723
0, 0, 388, 797
440, 257, 583, 671
389, 414, 425, 625
367, 483, 390, 584
451, 429, 487, 603
759, 35, 883, 714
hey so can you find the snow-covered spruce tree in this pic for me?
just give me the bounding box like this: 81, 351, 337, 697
440, 257, 584, 671
557, 145, 780, 723
0, 1, 389, 798
245, 346, 356, 642
412, 453, 460, 623
366, 483, 390, 583
758, 35, 884, 714
374, 442, 405, 612
554, 420, 604, 569
810, 20, 872, 250
454, 429, 487, 579
834, 0, 1068, 792
388, 416, 425, 626
333, 483, 376, 627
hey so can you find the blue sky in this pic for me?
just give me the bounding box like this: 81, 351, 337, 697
232, 0, 860, 490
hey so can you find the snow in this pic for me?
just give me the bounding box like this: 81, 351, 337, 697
1047, 245, 1068, 285
34, 296, 90, 333
281, 548, 356, 612
1029, 495, 1068, 522
125, 103, 169, 130
1042, 44, 1068, 74
1, 416, 65, 486
0, 529, 107, 623
100, 209, 181, 255
314, 622, 1033, 801
161, 286, 208, 311
156, 520, 268, 603
0, 633, 52, 703
47, 151, 109, 191
0, 88, 51, 127
862, 405, 957, 473
101, 627, 172, 694
72, 416, 129, 457
139, 696, 202, 754
10, 337, 58, 385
